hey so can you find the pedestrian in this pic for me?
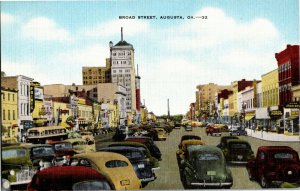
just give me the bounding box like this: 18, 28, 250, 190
22, 135, 26, 143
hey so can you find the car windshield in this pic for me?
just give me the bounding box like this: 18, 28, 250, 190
229, 143, 250, 149
54, 143, 72, 150
273, 152, 295, 160
2, 149, 27, 159
197, 153, 220, 161
32, 147, 55, 155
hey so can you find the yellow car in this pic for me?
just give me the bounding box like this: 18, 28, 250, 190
65, 138, 95, 154
154, 128, 167, 141
176, 139, 205, 163
70, 152, 141, 190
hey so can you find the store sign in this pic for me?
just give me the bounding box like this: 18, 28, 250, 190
30, 86, 35, 112
285, 102, 300, 109
291, 110, 299, 116
34, 87, 44, 100
269, 110, 283, 116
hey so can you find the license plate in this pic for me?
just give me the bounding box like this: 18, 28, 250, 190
120, 179, 130, 186
207, 171, 216, 176
237, 155, 243, 160
138, 164, 145, 168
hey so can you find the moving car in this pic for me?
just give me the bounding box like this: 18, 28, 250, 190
70, 152, 141, 190
27, 166, 112, 190
180, 145, 233, 189
107, 141, 159, 169
98, 146, 156, 187
174, 122, 181, 129
229, 127, 247, 136
206, 126, 221, 136
246, 146, 300, 188
216, 136, 239, 149
27, 144, 56, 170
2, 145, 37, 190
185, 125, 192, 131
126, 136, 162, 160
221, 139, 255, 164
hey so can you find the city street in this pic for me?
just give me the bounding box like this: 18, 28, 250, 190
144, 127, 300, 189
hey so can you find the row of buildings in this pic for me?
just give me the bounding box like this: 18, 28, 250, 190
189, 44, 300, 135
1, 28, 156, 143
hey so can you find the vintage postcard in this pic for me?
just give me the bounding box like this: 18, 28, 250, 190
1, 0, 300, 190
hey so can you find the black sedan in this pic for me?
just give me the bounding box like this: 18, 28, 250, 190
229, 127, 247, 136
98, 146, 156, 187
180, 145, 233, 189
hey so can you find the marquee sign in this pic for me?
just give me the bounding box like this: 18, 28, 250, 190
285, 102, 300, 109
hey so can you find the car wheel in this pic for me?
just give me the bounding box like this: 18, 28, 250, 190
260, 175, 269, 188
247, 168, 254, 181
182, 172, 191, 189
141, 182, 148, 188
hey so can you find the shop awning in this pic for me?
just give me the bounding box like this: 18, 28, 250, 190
288, 116, 299, 120
245, 114, 255, 121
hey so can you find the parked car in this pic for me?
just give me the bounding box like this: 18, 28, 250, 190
176, 139, 204, 164
126, 136, 162, 160
185, 125, 192, 131
79, 131, 95, 144
66, 138, 95, 154
2, 145, 37, 190
27, 144, 56, 170
179, 135, 201, 149
216, 136, 239, 149
27, 166, 112, 190
98, 146, 156, 187
70, 152, 141, 190
107, 141, 159, 169
214, 124, 229, 132
49, 141, 77, 166
221, 139, 255, 164
153, 128, 167, 141
246, 146, 300, 188
229, 127, 247, 136
180, 145, 233, 189
206, 126, 221, 136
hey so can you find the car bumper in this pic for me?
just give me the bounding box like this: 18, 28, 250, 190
10, 179, 31, 186
227, 161, 248, 165
140, 176, 156, 183
191, 182, 232, 187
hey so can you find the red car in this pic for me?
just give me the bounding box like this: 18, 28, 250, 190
49, 141, 77, 166
246, 146, 300, 188
27, 166, 112, 190
205, 126, 221, 136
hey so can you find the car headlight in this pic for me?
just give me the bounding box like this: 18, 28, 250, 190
9, 170, 15, 176
2, 179, 10, 189
39, 160, 44, 167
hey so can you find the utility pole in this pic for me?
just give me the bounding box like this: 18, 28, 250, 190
167, 98, 170, 119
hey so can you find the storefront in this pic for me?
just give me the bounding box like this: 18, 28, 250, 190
244, 111, 255, 129
284, 109, 299, 135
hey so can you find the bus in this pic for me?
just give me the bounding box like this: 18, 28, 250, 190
27, 126, 68, 144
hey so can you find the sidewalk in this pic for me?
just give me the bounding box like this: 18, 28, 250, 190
246, 128, 300, 142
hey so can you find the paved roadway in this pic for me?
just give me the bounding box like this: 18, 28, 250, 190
145, 127, 300, 190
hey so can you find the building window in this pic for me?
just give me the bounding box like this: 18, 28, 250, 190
2, 93, 5, 100
8, 93, 10, 101
13, 110, 15, 120
8, 110, 10, 120
27, 103, 30, 115
3, 109, 5, 120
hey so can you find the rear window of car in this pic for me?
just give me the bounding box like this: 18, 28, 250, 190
229, 143, 250, 149
32, 147, 55, 155
197, 153, 220, 161
274, 152, 294, 159
2, 149, 26, 159
105, 160, 128, 168
54, 143, 72, 150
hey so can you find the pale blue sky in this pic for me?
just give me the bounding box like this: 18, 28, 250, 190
1, 0, 299, 115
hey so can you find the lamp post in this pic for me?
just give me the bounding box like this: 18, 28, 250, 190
242, 102, 246, 129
